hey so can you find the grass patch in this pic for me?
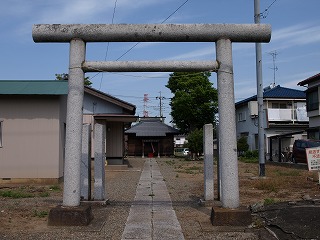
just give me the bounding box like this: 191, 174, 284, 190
254, 179, 279, 193
0, 190, 34, 199
49, 185, 61, 191
264, 198, 277, 205
165, 160, 175, 166
274, 169, 300, 176
39, 192, 50, 197
33, 210, 48, 218
239, 157, 259, 163
186, 166, 202, 171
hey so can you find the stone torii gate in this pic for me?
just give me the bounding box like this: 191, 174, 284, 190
32, 23, 271, 224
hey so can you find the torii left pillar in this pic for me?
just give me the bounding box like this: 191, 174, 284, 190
48, 39, 93, 226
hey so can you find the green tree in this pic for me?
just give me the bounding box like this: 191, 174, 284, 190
166, 72, 218, 134
237, 136, 249, 155
186, 128, 203, 158
55, 73, 92, 86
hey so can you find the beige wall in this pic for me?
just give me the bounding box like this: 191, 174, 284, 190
82, 115, 125, 159
106, 122, 123, 158
0, 95, 65, 179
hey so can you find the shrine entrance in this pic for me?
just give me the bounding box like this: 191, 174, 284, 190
32, 23, 271, 214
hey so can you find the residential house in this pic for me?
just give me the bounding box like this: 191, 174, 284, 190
235, 84, 308, 161
0, 80, 68, 183
0, 80, 137, 183
298, 73, 320, 139
125, 117, 180, 157
174, 134, 187, 148
83, 86, 137, 164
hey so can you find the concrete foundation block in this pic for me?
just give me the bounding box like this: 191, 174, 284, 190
107, 158, 124, 165
210, 207, 252, 226
48, 204, 93, 226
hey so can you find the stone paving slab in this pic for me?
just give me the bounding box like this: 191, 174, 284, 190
121, 158, 185, 240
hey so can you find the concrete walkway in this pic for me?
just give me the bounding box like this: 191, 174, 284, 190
121, 158, 185, 240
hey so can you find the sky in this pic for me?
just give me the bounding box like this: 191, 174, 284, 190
1, 0, 320, 123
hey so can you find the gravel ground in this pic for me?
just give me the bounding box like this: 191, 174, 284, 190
0, 157, 279, 239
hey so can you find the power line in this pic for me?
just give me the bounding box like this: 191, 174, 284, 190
98, 0, 118, 90
115, 0, 190, 61
260, 0, 278, 19
160, 0, 190, 24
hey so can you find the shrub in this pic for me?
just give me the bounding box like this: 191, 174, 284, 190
237, 137, 249, 155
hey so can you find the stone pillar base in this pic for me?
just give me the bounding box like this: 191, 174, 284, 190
210, 207, 252, 226
48, 204, 93, 226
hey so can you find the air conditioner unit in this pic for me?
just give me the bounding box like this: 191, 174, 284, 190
248, 101, 258, 117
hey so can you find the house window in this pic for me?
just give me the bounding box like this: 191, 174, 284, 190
271, 102, 287, 109
306, 88, 319, 111
0, 121, 2, 148
238, 112, 246, 122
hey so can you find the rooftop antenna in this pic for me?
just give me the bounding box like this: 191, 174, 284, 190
269, 50, 278, 86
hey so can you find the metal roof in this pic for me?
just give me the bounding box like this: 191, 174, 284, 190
125, 119, 180, 137
84, 86, 136, 113
0, 80, 68, 95
0, 81, 136, 113
236, 85, 306, 106
298, 73, 320, 86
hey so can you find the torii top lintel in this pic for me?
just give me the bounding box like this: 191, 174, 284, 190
32, 24, 271, 43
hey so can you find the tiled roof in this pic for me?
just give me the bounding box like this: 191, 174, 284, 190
0, 80, 68, 95
125, 119, 180, 137
236, 85, 306, 106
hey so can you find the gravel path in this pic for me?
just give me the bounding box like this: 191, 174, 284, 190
0, 157, 274, 239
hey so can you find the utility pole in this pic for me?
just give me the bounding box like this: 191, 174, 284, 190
254, 0, 265, 176
156, 91, 165, 120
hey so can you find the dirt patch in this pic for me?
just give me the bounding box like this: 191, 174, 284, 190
0, 158, 319, 235
0, 185, 62, 232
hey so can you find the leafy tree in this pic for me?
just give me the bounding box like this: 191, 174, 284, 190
237, 136, 249, 155
55, 73, 92, 86
166, 72, 218, 134
185, 128, 203, 158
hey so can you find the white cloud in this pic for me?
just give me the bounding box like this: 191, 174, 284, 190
9, 0, 172, 37
166, 46, 215, 60
271, 22, 320, 50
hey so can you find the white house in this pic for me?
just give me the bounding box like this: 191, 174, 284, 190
235, 84, 308, 160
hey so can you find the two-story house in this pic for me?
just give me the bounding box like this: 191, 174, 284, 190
235, 84, 308, 160
298, 73, 320, 139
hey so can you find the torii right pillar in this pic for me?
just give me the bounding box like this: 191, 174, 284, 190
216, 38, 239, 209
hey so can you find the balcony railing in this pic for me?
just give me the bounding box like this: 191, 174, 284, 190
267, 108, 308, 122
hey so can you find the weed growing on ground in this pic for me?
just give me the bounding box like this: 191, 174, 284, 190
39, 192, 50, 197
274, 169, 300, 176
254, 179, 279, 193
0, 190, 34, 199
49, 185, 61, 191
165, 160, 175, 166
33, 210, 48, 218
264, 198, 277, 205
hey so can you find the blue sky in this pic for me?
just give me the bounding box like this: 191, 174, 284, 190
1, 0, 320, 123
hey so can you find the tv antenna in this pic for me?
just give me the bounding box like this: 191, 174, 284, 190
269, 50, 278, 85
